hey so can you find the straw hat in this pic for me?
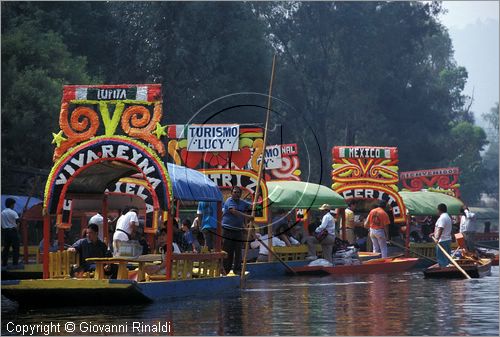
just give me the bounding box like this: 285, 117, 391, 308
318, 204, 331, 211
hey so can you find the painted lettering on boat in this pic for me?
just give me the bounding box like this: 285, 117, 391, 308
342, 188, 401, 216
55, 143, 161, 193
107, 181, 154, 213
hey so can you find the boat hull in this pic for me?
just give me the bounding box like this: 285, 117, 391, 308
423, 259, 492, 279
289, 258, 419, 276
1, 275, 241, 307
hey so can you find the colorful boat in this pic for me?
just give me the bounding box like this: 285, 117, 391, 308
244, 180, 347, 278
423, 258, 492, 279
288, 257, 419, 276
2, 84, 244, 307
2, 274, 242, 306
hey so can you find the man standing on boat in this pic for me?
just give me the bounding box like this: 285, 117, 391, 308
343, 200, 362, 244
365, 200, 391, 258
432, 203, 453, 267
112, 207, 139, 255
221, 186, 253, 275
306, 204, 336, 263
459, 206, 477, 251
1, 198, 21, 269
196, 201, 218, 251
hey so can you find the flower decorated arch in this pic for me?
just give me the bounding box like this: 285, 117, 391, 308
331, 146, 407, 223
44, 137, 171, 233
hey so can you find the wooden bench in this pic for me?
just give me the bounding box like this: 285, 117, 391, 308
273, 244, 322, 261
87, 252, 227, 282
48, 250, 79, 279
148, 252, 227, 281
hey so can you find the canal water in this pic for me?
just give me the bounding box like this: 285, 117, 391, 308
3, 267, 498, 336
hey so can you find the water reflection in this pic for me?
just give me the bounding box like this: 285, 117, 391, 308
2, 268, 498, 336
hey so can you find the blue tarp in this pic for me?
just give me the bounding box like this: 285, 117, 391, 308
167, 163, 222, 202
1, 195, 43, 215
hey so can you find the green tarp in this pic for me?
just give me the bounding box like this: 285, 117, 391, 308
266, 181, 346, 209
400, 191, 464, 216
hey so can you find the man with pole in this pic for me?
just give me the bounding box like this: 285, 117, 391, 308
431, 203, 453, 267
222, 186, 253, 275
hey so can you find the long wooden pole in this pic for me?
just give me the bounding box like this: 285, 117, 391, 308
433, 237, 472, 279
241, 54, 279, 284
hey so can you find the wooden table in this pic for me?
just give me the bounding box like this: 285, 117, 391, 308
86, 255, 163, 281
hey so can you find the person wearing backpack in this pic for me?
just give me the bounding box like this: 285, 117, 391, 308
459, 206, 477, 251
364, 200, 391, 258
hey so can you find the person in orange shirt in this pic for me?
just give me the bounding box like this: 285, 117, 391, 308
364, 200, 391, 258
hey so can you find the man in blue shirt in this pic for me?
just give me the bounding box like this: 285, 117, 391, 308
196, 201, 218, 251
222, 186, 253, 274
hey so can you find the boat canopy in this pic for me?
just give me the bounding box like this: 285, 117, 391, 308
266, 180, 347, 209
167, 163, 223, 202
399, 191, 464, 216
1, 195, 43, 214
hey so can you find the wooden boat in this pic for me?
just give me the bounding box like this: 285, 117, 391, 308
288, 257, 419, 276
423, 258, 492, 279
2, 274, 242, 307
244, 247, 381, 278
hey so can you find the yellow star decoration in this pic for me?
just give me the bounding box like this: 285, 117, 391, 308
51, 130, 67, 147
152, 122, 167, 139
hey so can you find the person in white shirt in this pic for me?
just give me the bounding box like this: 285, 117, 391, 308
1, 198, 20, 267
459, 206, 476, 251
251, 232, 287, 262
112, 207, 139, 255
306, 204, 336, 263
431, 203, 453, 267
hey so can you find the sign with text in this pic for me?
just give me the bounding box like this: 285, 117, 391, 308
334, 146, 397, 159
187, 125, 239, 152
259, 145, 283, 169
400, 167, 460, 179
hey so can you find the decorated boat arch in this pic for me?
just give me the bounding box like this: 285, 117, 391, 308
331, 146, 407, 223
167, 125, 302, 181
400, 167, 461, 198
42, 84, 173, 278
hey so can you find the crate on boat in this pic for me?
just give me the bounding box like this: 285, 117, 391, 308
115, 240, 142, 257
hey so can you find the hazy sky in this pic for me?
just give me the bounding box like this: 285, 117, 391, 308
440, 1, 499, 29
439, 1, 499, 126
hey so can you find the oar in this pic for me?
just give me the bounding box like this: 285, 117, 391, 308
388, 240, 437, 263
433, 237, 471, 280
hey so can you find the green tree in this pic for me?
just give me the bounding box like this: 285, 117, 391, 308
257, 1, 470, 184
447, 122, 488, 204
482, 103, 499, 201
1, 5, 92, 174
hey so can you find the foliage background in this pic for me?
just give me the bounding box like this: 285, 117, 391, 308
1, 1, 498, 205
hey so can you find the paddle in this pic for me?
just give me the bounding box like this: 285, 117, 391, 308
432, 237, 472, 280
388, 240, 437, 263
